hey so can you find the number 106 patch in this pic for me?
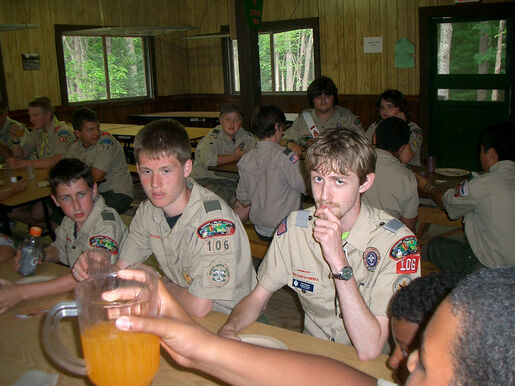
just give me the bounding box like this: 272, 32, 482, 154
204, 237, 232, 254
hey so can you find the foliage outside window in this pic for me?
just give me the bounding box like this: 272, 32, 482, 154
230, 25, 316, 93
61, 34, 150, 103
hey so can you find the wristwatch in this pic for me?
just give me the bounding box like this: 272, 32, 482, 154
330, 266, 353, 281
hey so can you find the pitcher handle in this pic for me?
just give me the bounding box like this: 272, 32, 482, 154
42, 301, 87, 376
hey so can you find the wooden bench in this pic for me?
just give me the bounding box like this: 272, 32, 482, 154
417, 205, 463, 246
243, 223, 270, 259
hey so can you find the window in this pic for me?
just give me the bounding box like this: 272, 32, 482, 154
224, 18, 320, 94
55, 26, 154, 104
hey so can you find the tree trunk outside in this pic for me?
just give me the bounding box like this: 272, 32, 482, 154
476, 21, 490, 101
437, 23, 453, 100
491, 20, 506, 101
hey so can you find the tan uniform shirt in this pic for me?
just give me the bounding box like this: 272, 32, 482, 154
65, 131, 133, 198
191, 125, 257, 179
236, 141, 306, 237
363, 149, 419, 219
0, 117, 29, 161
443, 160, 515, 267
22, 118, 73, 160
119, 179, 257, 314
366, 121, 423, 167
283, 105, 364, 146
258, 204, 421, 344
52, 195, 128, 267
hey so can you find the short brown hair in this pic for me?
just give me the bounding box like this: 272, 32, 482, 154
134, 119, 191, 165
304, 128, 376, 184
28, 96, 54, 114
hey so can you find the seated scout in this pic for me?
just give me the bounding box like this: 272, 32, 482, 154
416, 121, 515, 273
281, 76, 364, 156
73, 119, 257, 317
218, 128, 421, 360
363, 117, 419, 232
0, 101, 29, 162
233, 105, 307, 241
191, 104, 257, 206
114, 266, 514, 386
0, 158, 128, 313
66, 107, 133, 214
387, 271, 463, 384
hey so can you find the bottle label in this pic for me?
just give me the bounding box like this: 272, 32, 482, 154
19, 247, 39, 276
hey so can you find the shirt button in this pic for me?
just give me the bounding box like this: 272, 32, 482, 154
338, 313, 343, 319
330, 338, 335, 342
379, 222, 385, 226
308, 216, 313, 221
302, 290, 306, 293
72, 246, 76, 249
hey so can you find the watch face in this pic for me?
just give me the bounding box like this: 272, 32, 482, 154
333, 266, 353, 280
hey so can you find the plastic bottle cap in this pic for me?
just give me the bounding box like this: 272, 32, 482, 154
29, 226, 42, 237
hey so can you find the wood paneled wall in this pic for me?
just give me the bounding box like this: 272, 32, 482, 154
1, 0, 511, 111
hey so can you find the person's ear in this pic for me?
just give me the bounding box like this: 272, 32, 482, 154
183, 159, 193, 177
51, 194, 60, 207
359, 173, 375, 193
92, 182, 98, 198
486, 147, 499, 164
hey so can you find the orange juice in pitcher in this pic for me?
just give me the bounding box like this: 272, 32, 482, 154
81, 322, 160, 386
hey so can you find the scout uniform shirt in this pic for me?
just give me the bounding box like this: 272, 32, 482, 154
0, 117, 29, 161
283, 105, 364, 147
258, 203, 421, 344
191, 125, 257, 179
366, 121, 423, 167
442, 160, 515, 267
52, 195, 128, 267
65, 131, 133, 199
363, 148, 419, 220
236, 141, 307, 237
119, 178, 258, 314
22, 117, 73, 160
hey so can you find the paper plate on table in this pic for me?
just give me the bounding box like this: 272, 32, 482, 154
239, 334, 288, 350
435, 168, 469, 177
16, 275, 57, 284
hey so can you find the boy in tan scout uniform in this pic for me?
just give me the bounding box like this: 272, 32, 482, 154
191, 104, 257, 206
363, 117, 419, 232
73, 119, 257, 317
219, 128, 421, 360
0, 158, 128, 313
417, 122, 515, 273
234, 105, 307, 241
66, 107, 133, 214
281, 76, 364, 156
0, 102, 29, 162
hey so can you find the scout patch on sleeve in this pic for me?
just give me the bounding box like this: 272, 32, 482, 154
396, 255, 420, 274
89, 235, 119, 255
353, 117, 361, 126
204, 237, 232, 254
363, 247, 380, 272
276, 217, 288, 236
57, 130, 71, 142
207, 262, 231, 287
454, 181, 469, 197
389, 236, 419, 260
288, 152, 299, 164
99, 137, 114, 146
197, 219, 235, 239
393, 274, 413, 292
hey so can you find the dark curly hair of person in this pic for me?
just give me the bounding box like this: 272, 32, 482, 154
448, 267, 515, 385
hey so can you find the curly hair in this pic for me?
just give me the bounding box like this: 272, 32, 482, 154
448, 267, 515, 385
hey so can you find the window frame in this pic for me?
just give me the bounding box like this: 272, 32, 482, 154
55, 24, 157, 106
222, 18, 321, 95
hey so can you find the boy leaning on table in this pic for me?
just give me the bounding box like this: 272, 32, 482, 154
416, 121, 515, 273
0, 158, 128, 313
73, 119, 257, 318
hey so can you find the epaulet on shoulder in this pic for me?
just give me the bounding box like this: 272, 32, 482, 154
203, 199, 222, 213
101, 211, 115, 222
383, 219, 404, 233
295, 210, 311, 228
282, 148, 292, 156
212, 128, 220, 134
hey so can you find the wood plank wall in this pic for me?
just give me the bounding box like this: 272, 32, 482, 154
1, 0, 511, 112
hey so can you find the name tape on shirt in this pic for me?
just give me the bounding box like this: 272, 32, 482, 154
197, 219, 235, 239
292, 267, 319, 282
292, 279, 314, 292
89, 235, 119, 255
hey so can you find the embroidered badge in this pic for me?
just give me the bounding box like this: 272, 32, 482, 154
292, 267, 319, 282
183, 269, 192, 285
336, 123, 342, 128
393, 274, 412, 292
276, 217, 287, 236
89, 235, 119, 255
208, 263, 231, 287
204, 237, 232, 254
99, 137, 114, 146
289, 153, 299, 164
363, 247, 380, 272
389, 236, 419, 260
396, 255, 420, 274
354, 117, 361, 126
292, 279, 314, 292
454, 181, 469, 197
197, 219, 235, 239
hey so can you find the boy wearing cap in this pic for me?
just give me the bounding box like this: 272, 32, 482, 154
191, 104, 257, 206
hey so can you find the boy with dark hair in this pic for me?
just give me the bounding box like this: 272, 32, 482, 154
73, 119, 257, 318
234, 105, 306, 241
363, 117, 419, 232
66, 107, 133, 214
281, 76, 364, 156
417, 121, 515, 272
0, 158, 128, 313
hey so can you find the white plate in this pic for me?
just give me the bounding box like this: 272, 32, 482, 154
239, 334, 288, 350
435, 168, 469, 177
16, 275, 57, 284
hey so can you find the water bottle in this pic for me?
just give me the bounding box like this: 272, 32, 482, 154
18, 226, 43, 276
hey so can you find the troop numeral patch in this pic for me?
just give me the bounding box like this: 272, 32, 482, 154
204, 238, 232, 254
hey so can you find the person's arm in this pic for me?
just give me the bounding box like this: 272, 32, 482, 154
9, 153, 63, 169
217, 147, 245, 165
0, 142, 12, 160
400, 216, 417, 233
0, 180, 26, 201
232, 200, 250, 223
415, 174, 444, 209
314, 207, 389, 360
91, 167, 107, 182
161, 276, 214, 318
217, 284, 273, 339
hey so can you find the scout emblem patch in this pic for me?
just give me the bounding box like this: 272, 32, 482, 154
389, 236, 419, 260
276, 217, 287, 236
197, 219, 235, 239
89, 235, 119, 255
454, 181, 469, 197
363, 247, 380, 272
57, 129, 71, 142
393, 275, 412, 292
354, 117, 361, 126
208, 263, 231, 287
289, 153, 299, 164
